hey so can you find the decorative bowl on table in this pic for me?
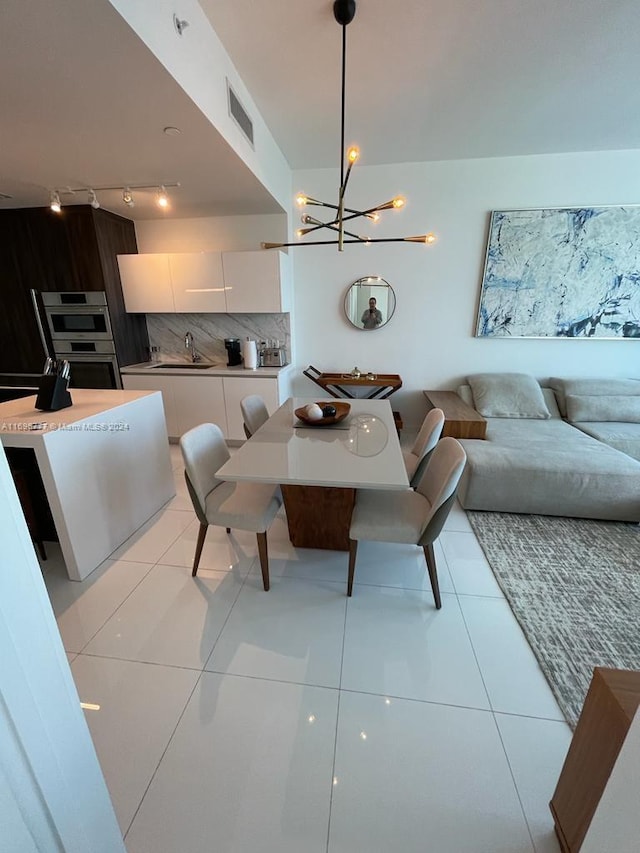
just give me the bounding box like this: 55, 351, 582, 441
295, 401, 351, 426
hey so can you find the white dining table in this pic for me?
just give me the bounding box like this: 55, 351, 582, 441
216, 397, 409, 550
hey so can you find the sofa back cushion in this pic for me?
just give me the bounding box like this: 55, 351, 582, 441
548, 377, 640, 417
467, 373, 551, 419
566, 394, 640, 423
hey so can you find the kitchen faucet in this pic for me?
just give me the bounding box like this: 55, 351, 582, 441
184, 331, 201, 362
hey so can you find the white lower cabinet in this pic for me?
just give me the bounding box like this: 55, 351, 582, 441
122, 375, 178, 437
223, 377, 280, 441
122, 372, 288, 440
173, 376, 226, 436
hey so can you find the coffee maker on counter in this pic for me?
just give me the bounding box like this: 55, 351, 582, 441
224, 338, 243, 366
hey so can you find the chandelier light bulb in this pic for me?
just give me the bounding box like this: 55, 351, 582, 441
122, 187, 134, 207
347, 146, 360, 164
50, 190, 61, 213
296, 194, 308, 207
392, 197, 405, 209
295, 228, 304, 238
424, 233, 436, 244
157, 186, 169, 208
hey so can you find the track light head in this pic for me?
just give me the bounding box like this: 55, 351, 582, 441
50, 190, 61, 213
88, 188, 100, 209
157, 186, 169, 209
122, 187, 134, 207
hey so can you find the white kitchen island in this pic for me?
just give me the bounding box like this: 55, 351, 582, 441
0, 389, 174, 580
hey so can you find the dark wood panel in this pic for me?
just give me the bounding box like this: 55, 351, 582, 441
280, 484, 355, 550
91, 209, 148, 365
0, 206, 148, 375
0, 211, 49, 372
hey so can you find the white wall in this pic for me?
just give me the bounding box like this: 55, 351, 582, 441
291, 148, 640, 426
135, 213, 286, 253
132, 148, 640, 429
0, 446, 124, 851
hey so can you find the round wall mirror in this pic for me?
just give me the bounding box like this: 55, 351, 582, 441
344, 276, 396, 330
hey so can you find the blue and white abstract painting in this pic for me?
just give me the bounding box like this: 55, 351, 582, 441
476, 206, 640, 338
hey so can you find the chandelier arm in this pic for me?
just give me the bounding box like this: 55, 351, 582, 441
305, 221, 366, 241
305, 199, 378, 222
262, 235, 433, 249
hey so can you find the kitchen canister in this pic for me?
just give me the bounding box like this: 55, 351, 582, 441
242, 337, 258, 370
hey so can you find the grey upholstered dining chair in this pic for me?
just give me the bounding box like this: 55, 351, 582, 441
180, 423, 281, 590
347, 436, 467, 608
240, 394, 270, 439
402, 407, 445, 488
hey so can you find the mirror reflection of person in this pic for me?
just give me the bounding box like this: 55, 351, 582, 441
361, 297, 383, 329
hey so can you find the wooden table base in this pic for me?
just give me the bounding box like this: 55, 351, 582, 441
280, 484, 355, 550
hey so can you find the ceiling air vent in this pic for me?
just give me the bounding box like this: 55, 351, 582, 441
227, 80, 254, 148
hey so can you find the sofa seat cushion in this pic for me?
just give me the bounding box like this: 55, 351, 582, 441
484, 416, 596, 450
457, 437, 640, 521
571, 422, 640, 462
468, 373, 551, 419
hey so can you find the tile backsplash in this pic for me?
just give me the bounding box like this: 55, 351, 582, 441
146, 313, 290, 363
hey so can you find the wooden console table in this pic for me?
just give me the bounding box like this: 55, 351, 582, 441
423, 390, 487, 439
550, 667, 640, 852
304, 366, 403, 431
304, 366, 402, 400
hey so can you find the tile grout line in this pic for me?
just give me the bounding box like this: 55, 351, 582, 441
69, 561, 158, 657
123, 668, 205, 841
489, 713, 539, 853
325, 589, 349, 853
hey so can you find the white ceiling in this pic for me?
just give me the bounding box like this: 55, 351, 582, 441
2, 0, 640, 220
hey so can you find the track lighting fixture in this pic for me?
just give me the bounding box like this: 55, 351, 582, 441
262, 0, 435, 252
156, 186, 169, 209
88, 188, 100, 209
46, 182, 179, 213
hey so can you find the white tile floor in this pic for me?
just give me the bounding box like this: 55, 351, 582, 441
41, 441, 572, 853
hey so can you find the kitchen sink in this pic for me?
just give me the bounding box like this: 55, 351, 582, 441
151, 363, 217, 370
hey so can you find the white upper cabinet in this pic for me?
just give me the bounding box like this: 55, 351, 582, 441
119, 249, 291, 314
222, 250, 291, 313
118, 254, 174, 312
169, 253, 226, 312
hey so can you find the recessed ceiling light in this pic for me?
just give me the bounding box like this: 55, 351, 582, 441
163, 126, 181, 136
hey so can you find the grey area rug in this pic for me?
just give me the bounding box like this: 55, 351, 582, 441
466, 511, 640, 728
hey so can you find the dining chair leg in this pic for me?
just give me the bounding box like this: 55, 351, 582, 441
192, 523, 208, 577
347, 539, 358, 596
256, 531, 270, 591
423, 542, 442, 609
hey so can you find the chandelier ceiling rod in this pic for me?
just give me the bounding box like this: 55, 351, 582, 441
261, 0, 435, 251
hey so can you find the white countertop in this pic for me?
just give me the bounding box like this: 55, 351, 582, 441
217, 397, 410, 490
0, 388, 155, 436
121, 361, 293, 379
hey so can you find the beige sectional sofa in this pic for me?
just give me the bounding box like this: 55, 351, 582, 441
455, 374, 640, 522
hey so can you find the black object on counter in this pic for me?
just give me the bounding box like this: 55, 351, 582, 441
35, 375, 72, 411
224, 338, 243, 366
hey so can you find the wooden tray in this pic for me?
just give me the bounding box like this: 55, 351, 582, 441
295, 401, 351, 426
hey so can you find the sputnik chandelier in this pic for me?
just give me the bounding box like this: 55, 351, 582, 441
262, 0, 435, 252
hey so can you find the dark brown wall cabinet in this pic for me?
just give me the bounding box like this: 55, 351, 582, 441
0, 205, 148, 375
